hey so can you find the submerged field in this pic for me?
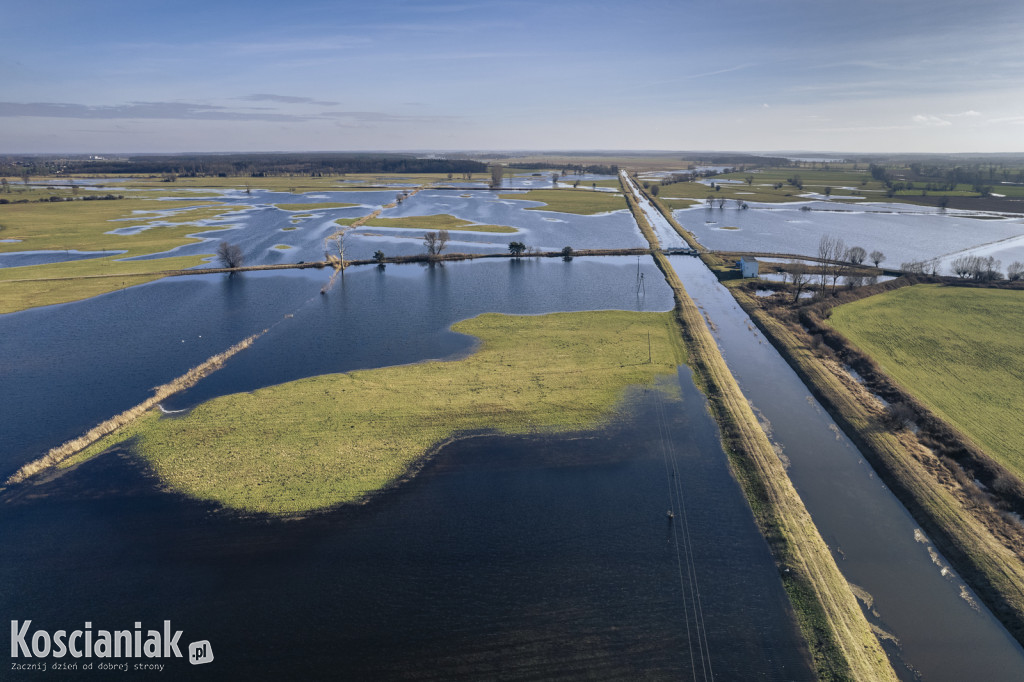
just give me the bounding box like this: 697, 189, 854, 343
829, 284, 1024, 476
0, 199, 248, 312
72, 310, 686, 514
499, 188, 626, 214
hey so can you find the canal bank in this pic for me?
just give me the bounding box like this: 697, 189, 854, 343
630, 173, 1024, 680
620, 172, 896, 680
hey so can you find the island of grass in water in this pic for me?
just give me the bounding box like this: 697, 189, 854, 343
73, 310, 685, 514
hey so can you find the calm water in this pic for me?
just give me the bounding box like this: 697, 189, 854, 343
669, 255, 1024, 681
675, 201, 1024, 271
1, 257, 810, 678
0, 257, 671, 477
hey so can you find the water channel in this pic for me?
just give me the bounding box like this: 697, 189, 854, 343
667, 254, 1024, 680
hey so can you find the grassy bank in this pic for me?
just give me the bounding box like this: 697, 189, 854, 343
498, 188, 626, 215
0, 200, 233, 253
0, 255, 209, 314
68, 311, 685, 515
830, 285, 1024, 477
620, 177, 895, 680
730, 283, 1024, 646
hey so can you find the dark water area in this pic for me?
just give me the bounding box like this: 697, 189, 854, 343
1, 372, 812, 680
0, 257, 672, 479
668, 255, 1024, 681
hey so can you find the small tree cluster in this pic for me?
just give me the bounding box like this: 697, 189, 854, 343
508, 241, 526, 258
490, 164, 504, 189
950, 254, 1003, 281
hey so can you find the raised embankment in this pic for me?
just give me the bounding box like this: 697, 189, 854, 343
4, 330, 267, 486
620, 173, 896, 681
731, 282, 1024, 646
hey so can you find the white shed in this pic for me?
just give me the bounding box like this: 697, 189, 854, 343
739, 257, 760, 278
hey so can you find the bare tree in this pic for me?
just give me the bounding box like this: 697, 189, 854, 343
1008, 261, 1024, 281
817, 234, 846, 294
423, 231, 439, 256
951, 255, 973, 278
846, 246, 867, 265
324, 228, 351, 274
490, 164, 504, 189
789, 260, 810, 303
436, 229, 450, 255
901, 260, 927, 275
869, 250, 885, 268
216, 241, 244, 270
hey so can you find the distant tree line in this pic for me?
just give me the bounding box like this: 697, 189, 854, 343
0, 154, 487, 178
507, 162, 620, 176
693, 153, 793, 167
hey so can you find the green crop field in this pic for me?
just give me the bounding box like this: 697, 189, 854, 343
829, 284, 1024, 476
498, 188, 626, 214
72, 310, 685, 514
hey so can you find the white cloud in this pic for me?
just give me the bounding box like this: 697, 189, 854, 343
912, 114, 952, 127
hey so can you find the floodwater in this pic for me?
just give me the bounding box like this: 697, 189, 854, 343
675, 201, 1024, 273
0, 251, 813, 678
0, 256, 671, 477
668, 255, 1024, 681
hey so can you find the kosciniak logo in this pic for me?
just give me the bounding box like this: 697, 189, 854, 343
10, 620, 212, 671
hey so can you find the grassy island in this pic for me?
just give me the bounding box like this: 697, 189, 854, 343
73, 310, 685, 514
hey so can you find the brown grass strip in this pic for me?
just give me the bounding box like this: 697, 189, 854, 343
5, 330, 266, 485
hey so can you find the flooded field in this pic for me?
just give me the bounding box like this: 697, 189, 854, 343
675, 200, 1024, 272
1, 243, 811, 678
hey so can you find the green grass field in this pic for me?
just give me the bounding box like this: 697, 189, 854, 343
72, 310, 685, 514
0, 199, 243, 313
498, 188, 626, 214
830, 284, 1024, 476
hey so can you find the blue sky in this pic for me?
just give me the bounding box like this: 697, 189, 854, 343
2, 0, 1022, 153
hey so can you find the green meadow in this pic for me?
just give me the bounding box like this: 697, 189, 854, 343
830, 285, 1024, 476
0, 199, 242, 313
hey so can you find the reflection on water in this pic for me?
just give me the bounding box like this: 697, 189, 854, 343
0, 258, 672, 480
669, 255, 1024, 681
0, 372, 811, 680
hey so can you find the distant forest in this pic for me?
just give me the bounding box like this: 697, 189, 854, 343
0, 153, 488, 177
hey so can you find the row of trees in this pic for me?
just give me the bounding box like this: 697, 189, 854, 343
816, 235, 885, 295
950, 255, 1023, 281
